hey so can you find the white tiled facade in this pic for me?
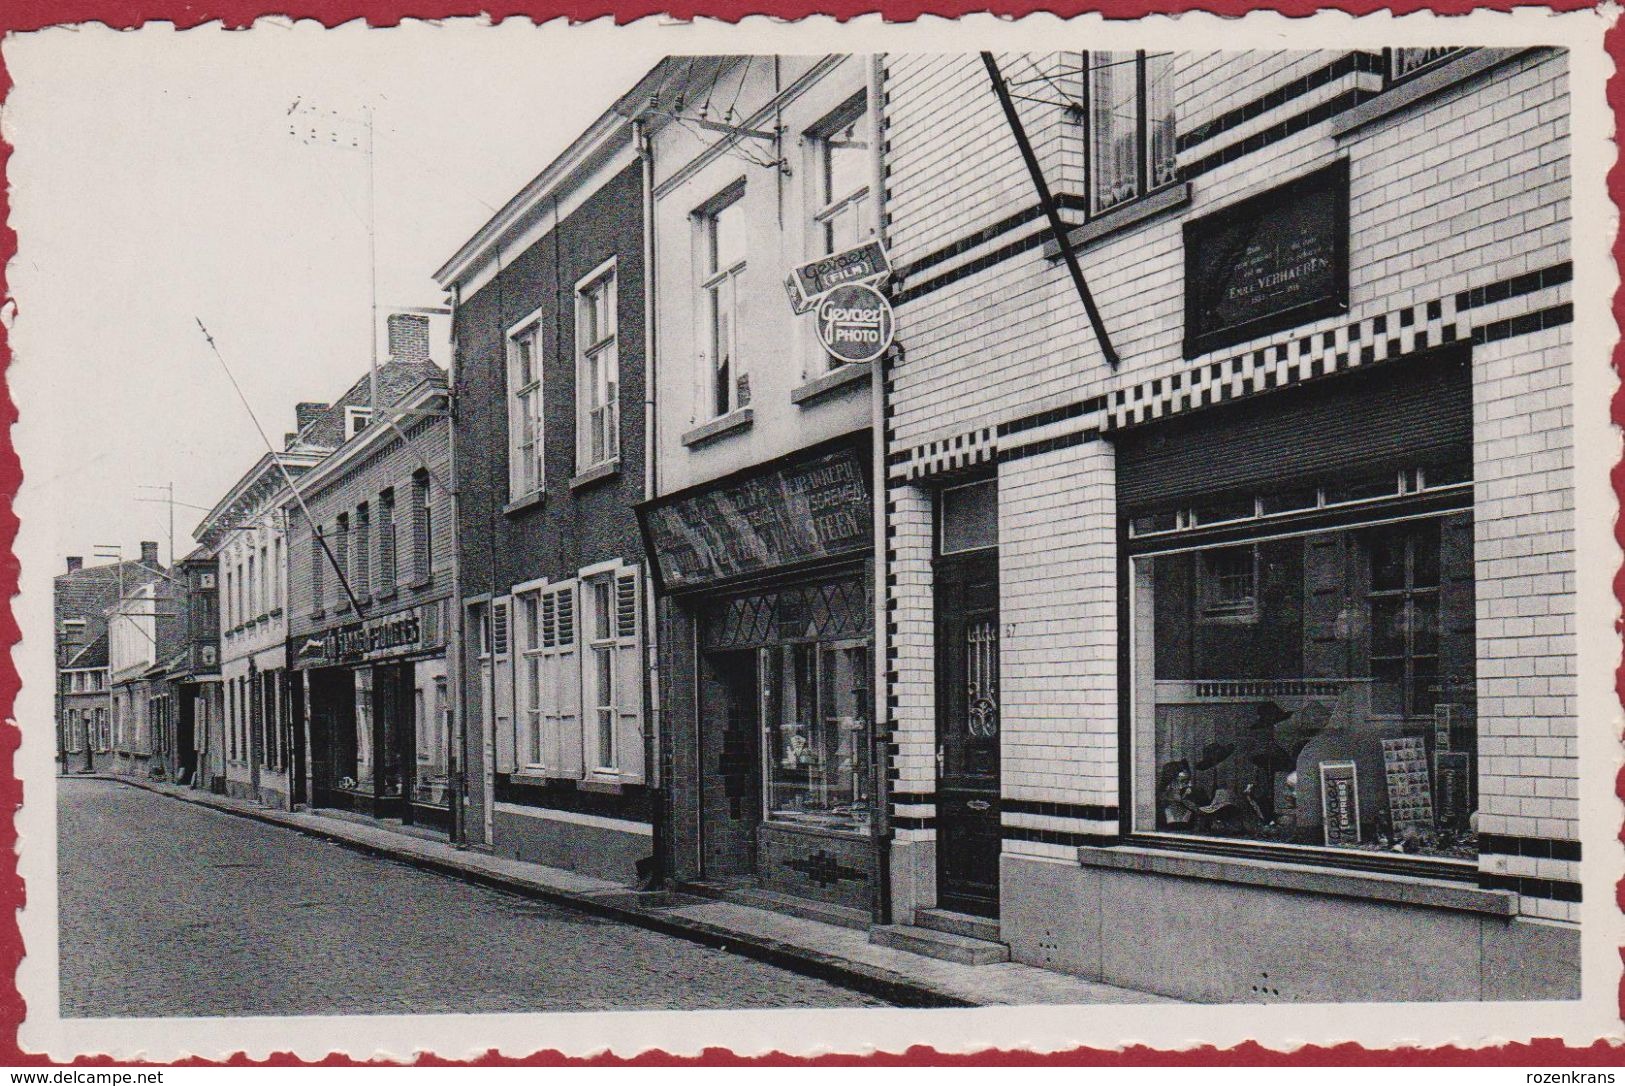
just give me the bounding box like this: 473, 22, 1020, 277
879, 46, 1578, 996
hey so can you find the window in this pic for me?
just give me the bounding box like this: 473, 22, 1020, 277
259, 542, 269, 616
412, 471, 432, 584
345, 406, 372, 439
518, 591, 545, 770
311, 527, 326, 613
576, 264, 619, 470
378, 488, 397, 593
272, 537, 283, 612
354, 503, 371, 601
506, 315, 545, 500
586, 578, 618, 770
762, 640, 872, 834
1088, 51, 1177, 216
334, 514, 350, 610
1130, 509, 1477, 862
701, 190, 748, 418
812, 102, 872, 256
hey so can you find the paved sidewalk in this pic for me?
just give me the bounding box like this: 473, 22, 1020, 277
101, 774, 1174, 1009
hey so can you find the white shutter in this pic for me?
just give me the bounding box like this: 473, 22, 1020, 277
613, 568, 645, 782
542, 582, 584, 779
492, 597, 515, 774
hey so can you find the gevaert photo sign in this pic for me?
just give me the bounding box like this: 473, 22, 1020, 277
785, 238, 891, 313
815, 282, 895, 364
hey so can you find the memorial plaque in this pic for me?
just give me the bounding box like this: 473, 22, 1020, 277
1184, 161, 1349, 358
640, 446, 871, 591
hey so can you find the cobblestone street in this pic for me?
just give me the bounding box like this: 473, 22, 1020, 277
58, 778, 891, 1017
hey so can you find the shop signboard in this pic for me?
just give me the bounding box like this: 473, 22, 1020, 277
1184, 160, 1349, 358
785, 239, 890, 313
297, 608, 424, 667
1318, 760, 1361, 846
1381, 735, 1435, 834
640, 446, 871, 592
815, 283, 895, 365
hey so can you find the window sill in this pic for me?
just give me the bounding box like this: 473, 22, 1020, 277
578, 777, 624, 794
791, 362, 872, 407
681, 407, 754, 448
1331, 48, 1531, 139
375, 588, 396, 603
309, 609, 325, 621
410, 576, 434, 591
1076, 843, 1515, 917
503, 492, 544, 517
570, 460, 620, 491
1045, 182, 1192, 260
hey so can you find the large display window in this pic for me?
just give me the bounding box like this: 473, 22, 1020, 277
762, 639, 872, 834
1130, 496, 1477, 862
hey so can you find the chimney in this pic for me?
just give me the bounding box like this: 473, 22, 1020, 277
387, 313, 432, 363
65, 556, 82, 574
295, 402, 329, 433
140, 541, 160, 567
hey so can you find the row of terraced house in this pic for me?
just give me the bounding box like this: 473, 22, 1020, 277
58, 46, 1580, 1004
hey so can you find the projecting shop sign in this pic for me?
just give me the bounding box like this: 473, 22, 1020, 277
785, 239, 890, 313
815, 283, 895, 364
1184, 160, 1349, 358
640, 447, 871, 591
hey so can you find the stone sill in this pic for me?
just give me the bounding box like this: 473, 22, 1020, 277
1331, 48, 1533, 139
503, 492, 544, 517
681, 407, 753, 448
570, 460, 620, 491
1077, 843, 1516, 917
1044, 183, 1192, 260
792, 362, 872, 407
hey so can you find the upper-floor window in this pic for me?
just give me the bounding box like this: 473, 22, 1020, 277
246, 554, 257, 619
506, 313, 545, 501
311, 526, 326, 614
378, 488, 397, 593
701, 189, 748, 419
354, 502, 372, 601
345, 406, 372, 440
1088, 51, 1178, 216
334, 513, 350, 610
812, 101, 873, 256
576, 262, 619, 471
412, 470, 433, 585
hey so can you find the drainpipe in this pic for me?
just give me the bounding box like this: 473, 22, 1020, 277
868, 52, 894, 927
446, 281, 468, 847
636, 117, 666, 889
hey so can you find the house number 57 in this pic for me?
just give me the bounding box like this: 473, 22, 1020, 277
1003, 623, 1016, 638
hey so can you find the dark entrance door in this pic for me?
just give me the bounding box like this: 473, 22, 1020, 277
698, 650, 761, 881
287, 675, 307, 807
935, 549, 1001, 917
373, 662, 414, 822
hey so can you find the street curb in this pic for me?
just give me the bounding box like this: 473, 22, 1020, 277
92, 775, 976, 1010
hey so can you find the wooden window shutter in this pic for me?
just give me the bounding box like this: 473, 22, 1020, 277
542, 582, 584, 779
613, 567, 645, 782
492, 597, 516, 774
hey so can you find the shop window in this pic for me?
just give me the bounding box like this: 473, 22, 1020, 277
1088, 51, 1178, 216
762, 639, 872, 835
414, 675, 450, 806
939, 478, 998, 555
1130, 510, 1477, 862
506, 312, 545, 501
576, 261, 619, 471
700, 186, 748, 419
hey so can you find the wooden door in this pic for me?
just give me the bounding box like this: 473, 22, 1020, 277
935, 549, 1001, 917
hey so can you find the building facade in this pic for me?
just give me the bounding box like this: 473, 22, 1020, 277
197, 423, 331, 806
161, 548, 221, 790
878, 47, 1576, 1000
284, 345, 454, 829
635, 55, 886, 924
107, 573, 183, 778
58, 633, 109, 774
54, 546, 164, 773
435, 90, 656, 878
